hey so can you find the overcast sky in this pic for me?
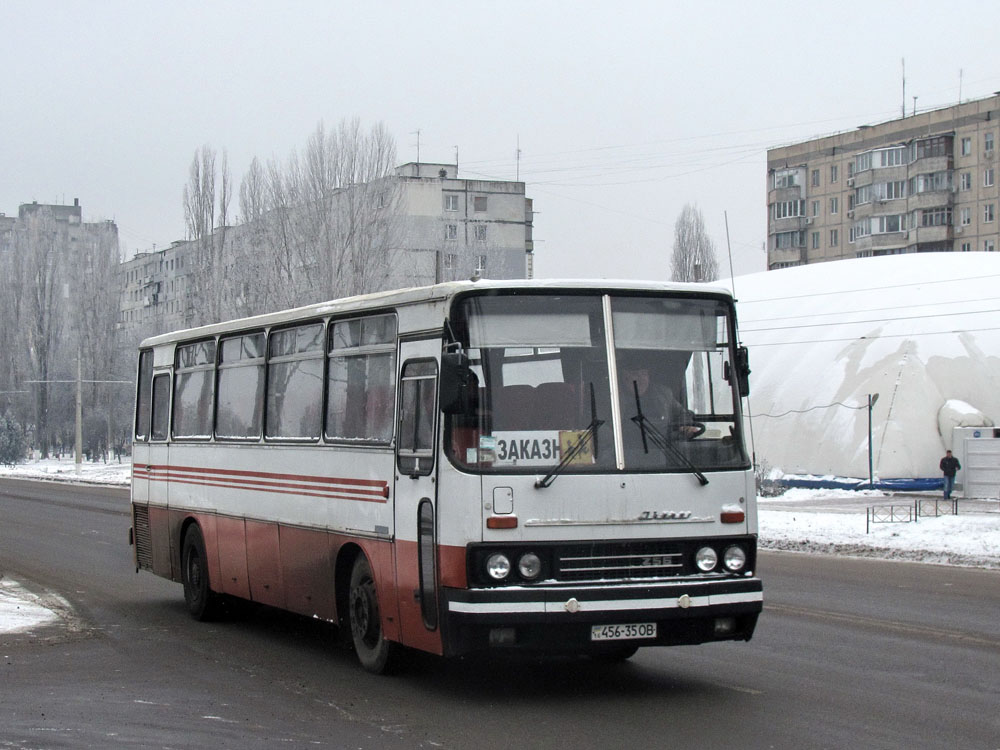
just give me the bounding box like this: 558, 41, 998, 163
4, 0, 1000, 280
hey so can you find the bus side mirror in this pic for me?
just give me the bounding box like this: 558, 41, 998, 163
735, 346, 750, 396
440, 351, 476, 414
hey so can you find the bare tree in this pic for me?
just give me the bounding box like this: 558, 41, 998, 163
670, 204, 719, 282
183, 146, 231, 326
16, 208, 66, 456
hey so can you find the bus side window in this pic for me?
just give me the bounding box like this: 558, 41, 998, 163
135, 350, 153, 441
150, 374, 170, 441
397, 360, 437, 476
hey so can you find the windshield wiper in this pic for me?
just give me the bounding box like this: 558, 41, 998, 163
535, 384, 603, 489
631, 382, 709, 486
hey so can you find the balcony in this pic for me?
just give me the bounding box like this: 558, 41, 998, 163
910, 225, 952, 244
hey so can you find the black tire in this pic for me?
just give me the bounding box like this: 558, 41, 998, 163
181, 525, 220, 621
349, 555, 397, 674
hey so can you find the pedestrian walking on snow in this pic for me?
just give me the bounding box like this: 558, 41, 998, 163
939, 450, 961, 500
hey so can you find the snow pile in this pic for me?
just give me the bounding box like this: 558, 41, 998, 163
0, 456, 130, 485
734, 253, 1000, 479
0, 578, 73, 633
759, 488, 1000, 569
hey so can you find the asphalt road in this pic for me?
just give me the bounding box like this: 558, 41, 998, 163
1, 478, 998, 749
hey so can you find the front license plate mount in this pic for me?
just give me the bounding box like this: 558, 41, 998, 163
590, 622, 657, 641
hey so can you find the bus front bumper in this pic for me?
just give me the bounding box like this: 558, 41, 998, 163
440, 576, 762, 655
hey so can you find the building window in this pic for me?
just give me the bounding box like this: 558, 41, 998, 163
443, 253, 457, 269
811, 200, 820, 217
920, 207, 952, 227
854, 152, 873, 173
985, 239, 996, 252
961, 172, 972, 191
771, 199, 806, 219
474, 224, 487, 240
986, 168, 995, 187
877, 147, 907, 167
444, 194, 459, 211
811, 231, 820, 249
773, 168, 800, 189
961, 207, 972, 226
473, 196, 488, 212
829, 229, 839, 247
912, 136, 951, 160
985, 203, 995, 223
986, 132, 995, 153
875, 215, 905, 233
475, 254, 487, 272
829, 196, 839, 214
811, 169, 820, 187
830, 164, 839, 183
961, 242, 972, 252
445, 224, 458, 240
961, 137, 972, 156
773, 231, 805, 249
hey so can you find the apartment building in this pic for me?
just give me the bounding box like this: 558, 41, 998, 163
118, 162, 534, 341
766, 93, 1000, 269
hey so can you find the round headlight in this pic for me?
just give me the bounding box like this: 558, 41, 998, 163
723, 545, 747, 572
486, 553, 511, 580
695, 546, 718, 572
517, 552, 542, 580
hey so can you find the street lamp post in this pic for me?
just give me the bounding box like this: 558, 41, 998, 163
868, 393, 880, 489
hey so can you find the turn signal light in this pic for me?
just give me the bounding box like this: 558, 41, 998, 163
720, 510, 745, 524
487, 516, 518, 529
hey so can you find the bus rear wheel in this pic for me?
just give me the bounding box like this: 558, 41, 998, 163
349, 555, 397, 674
181, 525, 221, 621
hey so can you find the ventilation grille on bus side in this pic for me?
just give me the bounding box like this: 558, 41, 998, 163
133, 504, 153, 570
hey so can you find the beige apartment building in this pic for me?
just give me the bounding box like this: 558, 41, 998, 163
119, 162, 534, 341
767, 93, 1000, 270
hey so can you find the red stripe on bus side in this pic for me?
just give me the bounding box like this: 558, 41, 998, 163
151, 475, 388, 503
152, 470, 386, 498
149, 464, 387, 489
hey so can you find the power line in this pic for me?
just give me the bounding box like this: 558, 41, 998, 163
741, 294, 1000, 325
751, 401, 866, 418
737, 272, 1000, 306
744, 324, 1000, 349
740, 305, 1000, 334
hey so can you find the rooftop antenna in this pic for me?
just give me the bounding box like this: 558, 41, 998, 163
411, 128, 421, 164
913, 96, 918, 117
516, 135, 521, 182
454, 145, 459, 176
901, 58, 906, 118
959, 68, 963, 104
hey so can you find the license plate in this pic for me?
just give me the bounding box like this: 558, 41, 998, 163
590, 622, 657, 641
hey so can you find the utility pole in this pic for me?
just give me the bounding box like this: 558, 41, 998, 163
75, 349, 82, 467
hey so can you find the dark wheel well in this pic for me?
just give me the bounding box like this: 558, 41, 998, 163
335, 543, 363, 634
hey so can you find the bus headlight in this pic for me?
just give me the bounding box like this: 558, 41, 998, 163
517, 552, 542, 580
723, 545, 747, 572
695, 546, 718, 572
486, 553, 511, 580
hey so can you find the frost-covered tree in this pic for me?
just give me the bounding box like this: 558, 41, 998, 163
670, 204, 719, 282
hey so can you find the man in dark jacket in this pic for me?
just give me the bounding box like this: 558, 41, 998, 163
939, 450, 961, 500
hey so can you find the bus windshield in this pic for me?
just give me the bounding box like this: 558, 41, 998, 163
445, 292, 747, 474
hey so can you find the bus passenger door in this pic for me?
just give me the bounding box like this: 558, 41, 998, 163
393, 340, 442, 654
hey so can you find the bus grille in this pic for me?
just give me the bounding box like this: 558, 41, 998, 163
555, 542, 685, 581
133, 504, 153, 570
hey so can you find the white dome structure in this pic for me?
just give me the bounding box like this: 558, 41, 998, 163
732, 253, 1000, 480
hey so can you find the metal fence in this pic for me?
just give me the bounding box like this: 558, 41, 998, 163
866, 497, 959, 533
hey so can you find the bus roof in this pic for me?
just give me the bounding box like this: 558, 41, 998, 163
138, 278, 737, 348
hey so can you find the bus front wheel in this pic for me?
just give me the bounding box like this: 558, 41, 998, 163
348, 555, 397, 674
181, 525, 220, 621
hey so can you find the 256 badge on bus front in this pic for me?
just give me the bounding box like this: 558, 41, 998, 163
490, 430, 595, 467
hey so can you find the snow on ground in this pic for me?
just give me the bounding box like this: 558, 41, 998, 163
0, 458, 997, 633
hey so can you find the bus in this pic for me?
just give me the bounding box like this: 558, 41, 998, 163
129, 279, 761, 672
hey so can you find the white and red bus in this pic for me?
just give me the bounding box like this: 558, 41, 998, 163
130, 280, 761, 672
